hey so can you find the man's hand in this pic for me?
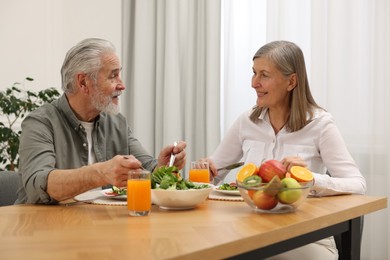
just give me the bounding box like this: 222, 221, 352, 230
99, 155, 142, 188
157, 141, 187, 170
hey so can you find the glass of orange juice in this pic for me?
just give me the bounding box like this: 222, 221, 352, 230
127, 169, 151, 216
189, 161, 210, 183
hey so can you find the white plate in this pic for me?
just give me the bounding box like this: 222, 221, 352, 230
214, 186, 241, 196
100, 188, 127, 200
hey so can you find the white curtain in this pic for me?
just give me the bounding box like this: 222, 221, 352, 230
223, 0, 390, 259
121, 0, 221, 175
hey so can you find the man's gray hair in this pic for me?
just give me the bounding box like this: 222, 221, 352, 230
60, 38, 116, 93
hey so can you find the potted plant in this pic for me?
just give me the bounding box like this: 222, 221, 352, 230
0, 77, 60, 171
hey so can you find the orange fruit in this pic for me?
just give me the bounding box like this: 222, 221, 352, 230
236, 163, 258, 182
289, 166, 314, 182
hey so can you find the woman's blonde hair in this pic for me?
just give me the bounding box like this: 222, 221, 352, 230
250, 41, 322, 132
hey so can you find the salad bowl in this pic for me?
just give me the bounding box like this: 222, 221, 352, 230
152, 185, 212, 210
151, 166, 212, 210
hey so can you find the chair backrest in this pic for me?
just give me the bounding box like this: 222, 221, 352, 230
0, 171, 21, 206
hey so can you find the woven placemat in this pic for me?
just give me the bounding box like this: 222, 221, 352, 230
208, 190, 244, 202
74, 188, 244, 205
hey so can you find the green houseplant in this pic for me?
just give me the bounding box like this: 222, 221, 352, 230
0, 77, 60, 171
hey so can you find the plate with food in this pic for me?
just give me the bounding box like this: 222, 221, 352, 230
214, 182, 241, 196
101, 186, 127, 200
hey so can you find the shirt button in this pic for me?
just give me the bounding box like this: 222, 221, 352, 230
83, 143, 87, 147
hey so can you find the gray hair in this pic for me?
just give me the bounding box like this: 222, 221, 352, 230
250, 41, 322, 131
60, 38, 116, 93
253, 40, 302, 77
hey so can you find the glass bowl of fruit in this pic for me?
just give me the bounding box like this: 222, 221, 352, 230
236, 161, 314, 213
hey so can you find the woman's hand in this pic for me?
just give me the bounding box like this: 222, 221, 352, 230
281, 156, 307, 172
197, 158, 218, 181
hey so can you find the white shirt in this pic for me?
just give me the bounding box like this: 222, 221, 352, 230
211, 108, 366, 196
80, 121, 96, 165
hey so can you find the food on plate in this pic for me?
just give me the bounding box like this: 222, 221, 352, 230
104, 186, 127, 196
236, 163, 258, 182
258, 159, 286, 182
213, 182, 241, 196
289, 166, 314, 182
152, 165, 209, 190
217, 182, 238, 191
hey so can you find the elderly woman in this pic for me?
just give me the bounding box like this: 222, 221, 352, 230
205, 41, 366, 259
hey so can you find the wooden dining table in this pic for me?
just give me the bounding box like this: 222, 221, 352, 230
0, 194, 387, 260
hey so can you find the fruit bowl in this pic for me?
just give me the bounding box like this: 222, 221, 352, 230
237, 179, 313, 213
151, 183, 213, 210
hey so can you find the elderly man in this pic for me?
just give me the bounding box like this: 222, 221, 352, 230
16, 38, 186, 204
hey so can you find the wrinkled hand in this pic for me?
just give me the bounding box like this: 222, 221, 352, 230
157, 141, 187, 170
281, 156, 307, 172
99, 155, 142, 188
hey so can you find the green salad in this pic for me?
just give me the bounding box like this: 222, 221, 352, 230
218, 182, 238, 191
152, 166, 209, 190
111, 186, 127, 195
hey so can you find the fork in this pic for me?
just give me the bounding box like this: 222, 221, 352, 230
168, 141, 178, 167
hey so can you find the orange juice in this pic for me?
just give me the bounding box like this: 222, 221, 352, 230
127, 179, 151, 214
189, 169, 210, 183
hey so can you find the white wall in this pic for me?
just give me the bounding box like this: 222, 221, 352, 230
0, 0, 123, 91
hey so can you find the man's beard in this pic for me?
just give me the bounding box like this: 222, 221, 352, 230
90, 87, 122, 115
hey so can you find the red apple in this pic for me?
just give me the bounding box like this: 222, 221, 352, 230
252, 190, 278, 210
258, 160, 286, 183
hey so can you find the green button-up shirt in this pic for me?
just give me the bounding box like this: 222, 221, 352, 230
16, 94, 157, 204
